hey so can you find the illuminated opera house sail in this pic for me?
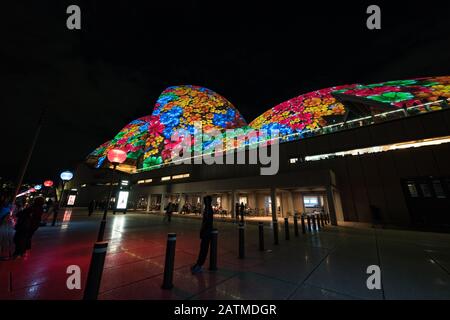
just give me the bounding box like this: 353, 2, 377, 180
87, 76, 450, 172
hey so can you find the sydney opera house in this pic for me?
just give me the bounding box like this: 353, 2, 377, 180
73, 76, 450, 231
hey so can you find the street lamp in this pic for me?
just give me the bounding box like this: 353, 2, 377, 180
43, 180, 54, 199
44, 180, 54, 187
97, 148, 127, 241
60, 170, 74, 206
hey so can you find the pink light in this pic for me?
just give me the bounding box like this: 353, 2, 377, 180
107, 149, 127, 164
44, 180, 54, 187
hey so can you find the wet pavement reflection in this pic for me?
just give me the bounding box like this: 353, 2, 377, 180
0, 210, 450, 300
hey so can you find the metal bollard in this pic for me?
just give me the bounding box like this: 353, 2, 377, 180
83, 241, 108, 300
209, 229, 218, 271
284, 218, 290, 240
316, 214, 321, 231
272, 220, 279, 245
238, 223, 245, 259
307, 215, 312, 232
258, 222, 264, 251
293, 214, 299, 237
301, 215, 306, 234
162, 233, 177, 289
97, 219, 107, 242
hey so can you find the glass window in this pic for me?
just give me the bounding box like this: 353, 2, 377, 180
304, 196, 319, 208
419, 183, 433, 198
407, 183, 419, 198
239, 196, 248, 205
432, 180, 446, 198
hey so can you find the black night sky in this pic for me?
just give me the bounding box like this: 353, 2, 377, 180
2, 1, 450, 184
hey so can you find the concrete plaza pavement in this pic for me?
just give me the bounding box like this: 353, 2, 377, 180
1, 209, 450, 300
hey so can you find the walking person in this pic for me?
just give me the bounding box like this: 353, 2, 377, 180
239, 202, 245, 223
164, 201, 173, 223
13, 197, 45, 258
50, 200, 60, 226
235, 202, 240, 223
88, 200, 96, 216
191, 195, 214, 274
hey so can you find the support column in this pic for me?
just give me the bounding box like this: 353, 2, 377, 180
270, 187, 277, 222
178, 193, 186, 213
231, 190, 237, 219
287, 191, 294, 216
301, 193, 306, 214
146, 194, 152, 212
326, 186, 338, 226
160, 193, 166, 213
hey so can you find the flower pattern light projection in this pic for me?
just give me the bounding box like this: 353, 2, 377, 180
90, 85, 247, 170
333, 76, 450, 110
89, 77, 449, 172
249, 85, 359, 140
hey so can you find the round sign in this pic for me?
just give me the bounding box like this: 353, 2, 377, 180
107, 149, 127, 164
44, 180, 54, 187
60, 171, 74, 181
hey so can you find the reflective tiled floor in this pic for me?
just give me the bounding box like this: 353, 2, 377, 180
1, 209, 450, 300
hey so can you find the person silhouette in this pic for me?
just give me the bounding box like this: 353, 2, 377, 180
191, 195, 214, 274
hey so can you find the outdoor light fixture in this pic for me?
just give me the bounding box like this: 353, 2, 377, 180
34, 184, 42, 190
57, 171, 74, 214
98, 148, 128, 241
60, 171, 74, 181
44, 180, 54, 187
107, 148, 127, 165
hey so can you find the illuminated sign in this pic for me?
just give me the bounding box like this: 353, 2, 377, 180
67, 195, 77, 206
44, 180, 54, 187
116, 191, 129, 210
60, 171, 74, 181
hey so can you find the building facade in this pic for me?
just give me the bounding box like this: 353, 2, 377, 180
72, 78, 450, 231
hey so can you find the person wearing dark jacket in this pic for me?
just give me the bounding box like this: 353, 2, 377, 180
191, 196, 214, 274
164, 201, 174, 223
13, 197, 45, 258
235, 202, 240, 223
239, 202, 245, 222
88, 200, 96, 216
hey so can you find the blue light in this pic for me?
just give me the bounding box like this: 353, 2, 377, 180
60, 171, 74, 181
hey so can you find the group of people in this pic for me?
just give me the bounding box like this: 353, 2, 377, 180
0, 191, 60, 259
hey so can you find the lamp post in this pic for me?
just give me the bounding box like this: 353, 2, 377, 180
97, 148, 127, 242
43, 180, 54, 198
60, 171, 74, 206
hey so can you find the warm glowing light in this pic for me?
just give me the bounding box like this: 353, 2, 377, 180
305, 136, 450, 162
60, 171, 74, 181
44, 180, 54, 187
107, 149, 127, 164
172, 173, 190, 180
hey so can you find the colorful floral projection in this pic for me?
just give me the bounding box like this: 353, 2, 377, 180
334, 76, 450, 109
89, 77, 450, 171
248, 85, 359, 140
90, 85, 247, 170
